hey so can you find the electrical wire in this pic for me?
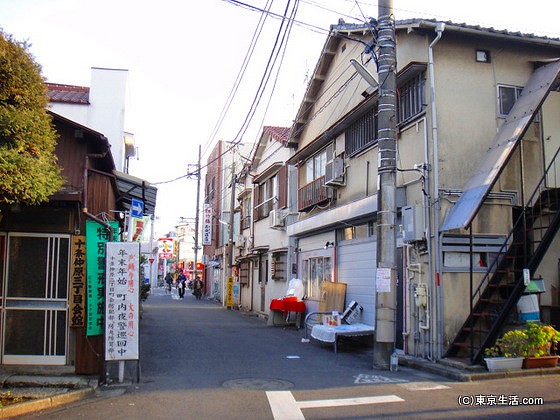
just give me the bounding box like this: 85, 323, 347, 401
201, 0, 274, 159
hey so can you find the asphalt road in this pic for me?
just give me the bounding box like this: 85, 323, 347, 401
19, 287, 560, 419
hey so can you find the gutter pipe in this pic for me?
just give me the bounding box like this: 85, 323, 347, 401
428, 22, 445, 360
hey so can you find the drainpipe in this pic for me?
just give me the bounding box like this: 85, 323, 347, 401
428, 22, 445, 360
83, 153, 114, 239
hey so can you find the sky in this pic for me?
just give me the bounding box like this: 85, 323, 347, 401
1, 0, 559, 237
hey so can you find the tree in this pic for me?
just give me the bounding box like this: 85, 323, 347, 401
0, 30, 63, 205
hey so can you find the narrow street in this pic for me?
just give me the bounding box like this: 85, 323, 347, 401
19, 288, 560, 419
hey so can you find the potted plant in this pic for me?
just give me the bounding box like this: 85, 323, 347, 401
484, 329, 526, 372
519, 321, 560, 369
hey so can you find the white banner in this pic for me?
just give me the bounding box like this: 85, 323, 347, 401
202, 203, 213, 245
105, 242, 140, 361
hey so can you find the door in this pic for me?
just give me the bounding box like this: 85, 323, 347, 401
337, 238, 376, 325
260, 255, 268, 313
2, 233, 70, 365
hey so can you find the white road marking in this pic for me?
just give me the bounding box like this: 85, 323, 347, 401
266, 391, 404, 420
354, 373, 408, 384
398, 382, 450, 391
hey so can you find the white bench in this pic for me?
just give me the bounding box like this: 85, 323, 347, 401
304, 303, 374, 353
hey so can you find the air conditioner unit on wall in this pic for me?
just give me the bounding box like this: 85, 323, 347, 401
325, 157, 345, 186
269, 209, 286, 229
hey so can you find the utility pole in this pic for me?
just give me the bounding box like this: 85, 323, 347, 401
193, 144, 202, 280
373, 0, 397, 368
228, 159, 236, 274
225, 158, 236, 310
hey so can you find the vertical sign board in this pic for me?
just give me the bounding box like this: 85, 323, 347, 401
85, 220, 119, 336
202, 203, 213, 245
70, 236, 86, 328
105, 242, 140, 361
226, 276, 234, 308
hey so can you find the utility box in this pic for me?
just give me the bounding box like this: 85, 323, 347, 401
403, 205, 424, 242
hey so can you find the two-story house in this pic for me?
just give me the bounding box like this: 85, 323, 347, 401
236, 126, 294, 315
282, 18, 560, 363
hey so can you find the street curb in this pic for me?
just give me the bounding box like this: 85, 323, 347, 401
0, 387, 93, 418
399, 355, 560, 382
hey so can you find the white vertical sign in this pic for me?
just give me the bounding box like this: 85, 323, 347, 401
202, 203, 213, 245
105, 242, 140, 361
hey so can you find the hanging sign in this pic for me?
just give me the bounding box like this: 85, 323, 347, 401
158, 237, 174, 259
86, 220, 119, 336
202, 203, 213, 245
105, 242, 140, 361
70, 236, 86, 328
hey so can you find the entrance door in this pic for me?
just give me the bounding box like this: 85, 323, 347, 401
2, 233, 69, 365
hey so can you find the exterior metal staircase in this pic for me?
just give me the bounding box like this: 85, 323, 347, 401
445, 146, 560, 364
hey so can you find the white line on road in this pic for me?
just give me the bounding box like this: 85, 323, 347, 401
266, 391, 404, 420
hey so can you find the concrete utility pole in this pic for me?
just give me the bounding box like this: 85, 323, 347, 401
193, 144, 202, 279
228, 159, 236, 275
374, 0, 397, 368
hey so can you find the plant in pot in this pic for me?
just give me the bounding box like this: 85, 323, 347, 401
484, 329, 526, 372
519, 321, 560, 369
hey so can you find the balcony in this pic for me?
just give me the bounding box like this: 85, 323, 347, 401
298, 176, 330, 212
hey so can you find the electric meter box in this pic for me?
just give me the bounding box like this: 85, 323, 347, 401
403, 205, 424, 242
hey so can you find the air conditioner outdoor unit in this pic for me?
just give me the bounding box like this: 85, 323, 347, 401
325, 157, 345, 186
269, 209, 286, 229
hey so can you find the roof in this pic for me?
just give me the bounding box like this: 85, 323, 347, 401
289, 18, 560, 145
46, 83, 90, 104
395, 19, 560, 46
113, 170, 158, 215
262, 126, 290, 145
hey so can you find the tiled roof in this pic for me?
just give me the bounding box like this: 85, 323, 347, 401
396, 18, 560, 42
46, 83, 90, 104
332, 18, 560, 44
263, 126, 290, 145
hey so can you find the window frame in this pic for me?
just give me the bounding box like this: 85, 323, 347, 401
497, 84, 523, 117
302, 256, 333, 300
397, 72, 425, 125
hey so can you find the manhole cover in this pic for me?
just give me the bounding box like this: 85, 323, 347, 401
222, 378, 294, 391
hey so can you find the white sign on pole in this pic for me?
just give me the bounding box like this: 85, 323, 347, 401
105, 242, 140, 361
376, 267, 392, 293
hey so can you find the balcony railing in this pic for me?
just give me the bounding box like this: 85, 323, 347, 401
298, 176, 329, 212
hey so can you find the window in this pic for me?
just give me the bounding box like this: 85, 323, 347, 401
337, 222, 375, 242
241, 195, 252, 230
305, 149, 327, 183
345, 110, 377, 157
498, 85, 523, 116
398, 72, 425, 124
206, 176, 216, 202
302, 256, 332, 299
255, 175, 277, 220
271, 252, 287, 281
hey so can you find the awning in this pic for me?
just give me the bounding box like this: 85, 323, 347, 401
114, 170, 158, 215
441, 59, 560, 232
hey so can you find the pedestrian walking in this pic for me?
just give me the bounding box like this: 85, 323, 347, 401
177, 271, 187, 299
193, 276, 203, 300
165, 272, 173, 294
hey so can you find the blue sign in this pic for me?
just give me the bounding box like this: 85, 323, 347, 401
131, 198, 144, 218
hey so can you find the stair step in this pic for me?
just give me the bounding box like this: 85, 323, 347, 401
479, 298, 504, 304
462, 327, 490, 334
451, 342, 481, 351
